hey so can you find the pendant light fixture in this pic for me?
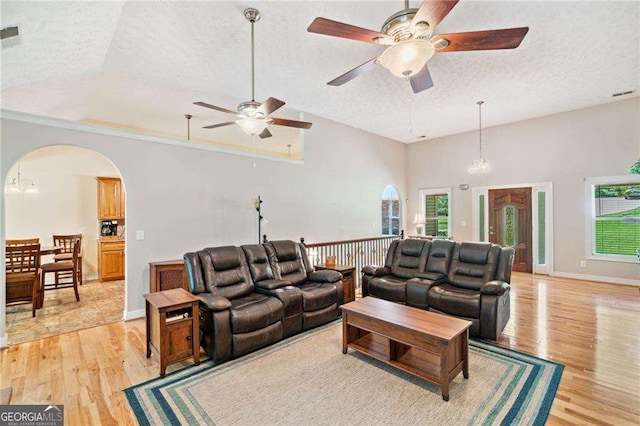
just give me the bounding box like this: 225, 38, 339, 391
468, 101, 491, 174
5, 162, 39, 194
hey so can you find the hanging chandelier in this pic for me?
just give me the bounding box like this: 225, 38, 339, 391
5, 162, 39, 194
468, 101, 491, 174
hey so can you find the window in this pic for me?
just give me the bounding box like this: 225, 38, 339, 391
587, 176, 640, 262
420, 188, 451, 237
381, 185, 400, 236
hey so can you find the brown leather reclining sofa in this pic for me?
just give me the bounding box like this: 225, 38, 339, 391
184, 240, 343, 364
362, 239, 514, 340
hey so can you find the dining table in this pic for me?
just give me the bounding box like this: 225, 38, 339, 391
40, 246, 62, 256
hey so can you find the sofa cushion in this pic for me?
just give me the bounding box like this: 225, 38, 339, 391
368, 276, 408, 303
428, 283, 481, 319
242, 244, 275, 282
229, 293, 283, 334
298, 282, 337, 311
266, 241, 308, 285
425, 240, 454, 275
390, 239, 429, 279
447, 243, 500, 291
199, 247, 254, 299
459, 242, 491, 264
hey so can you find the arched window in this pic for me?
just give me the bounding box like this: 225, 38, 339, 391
381, 185, 400, 236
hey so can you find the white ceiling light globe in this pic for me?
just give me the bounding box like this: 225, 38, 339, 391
237, 118, 269, 136
380, 39, 434, 78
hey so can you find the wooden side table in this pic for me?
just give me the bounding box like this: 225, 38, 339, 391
149, 259, 187, 292
144, 288, 200, 377
315, 264, 356, 303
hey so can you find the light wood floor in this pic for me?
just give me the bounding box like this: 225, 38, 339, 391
1, 272, 638, 425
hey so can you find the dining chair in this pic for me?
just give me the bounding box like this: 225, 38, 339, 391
5, 243, 41, 317
6, 238, 40, 246
52, 234, 83, 285
40, 238, 80, 305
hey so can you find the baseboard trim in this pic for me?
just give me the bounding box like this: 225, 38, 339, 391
123, 309, 145, 321
0, 333, 8, 348
552, 271, 640, 286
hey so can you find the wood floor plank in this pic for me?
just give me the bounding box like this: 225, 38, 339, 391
0, 271, 638, 424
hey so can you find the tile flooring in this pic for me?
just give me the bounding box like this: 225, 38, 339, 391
6, 279, 124, 345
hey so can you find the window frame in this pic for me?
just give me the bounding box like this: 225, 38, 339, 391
585, 175, 640, 263
381, 186, 401, 236
419, 187, 452, 238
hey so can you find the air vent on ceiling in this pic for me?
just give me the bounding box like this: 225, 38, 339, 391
1, 25, 21, 49
612, 90, 635, 98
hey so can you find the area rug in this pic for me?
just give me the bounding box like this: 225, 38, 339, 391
126, 321, 563, 425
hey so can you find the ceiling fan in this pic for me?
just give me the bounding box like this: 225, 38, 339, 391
195, 8, 312, 139
307, 0, 529, 93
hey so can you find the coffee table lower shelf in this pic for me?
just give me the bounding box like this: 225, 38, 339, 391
343, 321, 468, 401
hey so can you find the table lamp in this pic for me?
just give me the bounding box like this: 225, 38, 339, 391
413, 213, 425, 236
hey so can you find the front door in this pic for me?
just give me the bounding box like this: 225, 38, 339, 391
489, 188, 532, 273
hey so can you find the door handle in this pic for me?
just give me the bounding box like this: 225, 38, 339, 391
489, 232, 496, 235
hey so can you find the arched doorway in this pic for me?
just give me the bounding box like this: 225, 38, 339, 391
3, 145, 127, 344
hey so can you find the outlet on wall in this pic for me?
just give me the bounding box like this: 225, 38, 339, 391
580, 260, 587, 268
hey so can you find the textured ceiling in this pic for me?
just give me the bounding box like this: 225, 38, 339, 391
1, 1, 639, 146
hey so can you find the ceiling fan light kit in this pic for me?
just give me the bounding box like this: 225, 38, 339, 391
380, 39, 434, 78
307, 0, 529, 94
237, 117, 269, 136
194, 8, 312, 139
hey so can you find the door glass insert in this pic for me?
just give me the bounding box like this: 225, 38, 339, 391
503, 205, 517, 247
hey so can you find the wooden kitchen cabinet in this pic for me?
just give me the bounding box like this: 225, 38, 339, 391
97, 177, 125, 219
99, 240, 125, 281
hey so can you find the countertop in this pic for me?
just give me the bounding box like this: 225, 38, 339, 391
99, 236, 125, 242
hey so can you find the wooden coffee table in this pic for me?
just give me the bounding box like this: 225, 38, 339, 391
341, 297, 472, 401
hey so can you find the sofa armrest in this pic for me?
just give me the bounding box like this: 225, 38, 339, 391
413, 272, 446, 282
254, 279, 291, 290
481, 280, 511, 296
198, 293, 232, 311
361, 265, 391, 277
308, 270, 341, 283
406, 278, 440, 310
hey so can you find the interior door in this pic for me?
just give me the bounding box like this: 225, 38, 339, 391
489, 188, 532, 273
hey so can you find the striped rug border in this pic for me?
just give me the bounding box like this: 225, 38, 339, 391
125, 321, 563, 425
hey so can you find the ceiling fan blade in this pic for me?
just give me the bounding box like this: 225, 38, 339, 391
202, 121, 236, 129
307, 17, 388, 44
258, 128, 272, 139
409, 64, 434, 94
257, 97, 285, 116
433, 27, 529, 52
328, 57, 379, 86
410, 0, 459, 34
194, 101, 239, 116
270, 117, 313, 130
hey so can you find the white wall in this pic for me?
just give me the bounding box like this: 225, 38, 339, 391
0, 112, 406, 343
4, 146, 120, 279
406, 98, 640, 282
